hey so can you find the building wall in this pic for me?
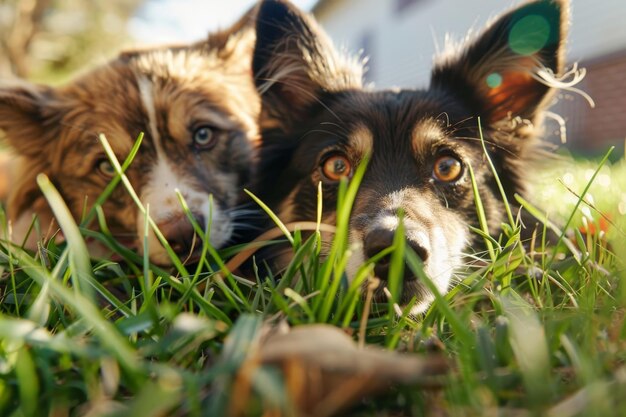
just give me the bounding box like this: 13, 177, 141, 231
566, 0, 626, 62
314, 0, 626, 150
316, 0, 508, 88
554, 51, 626, 151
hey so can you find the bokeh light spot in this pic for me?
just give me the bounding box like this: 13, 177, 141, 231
508, 14, 551, 56
486, 72, 503, 89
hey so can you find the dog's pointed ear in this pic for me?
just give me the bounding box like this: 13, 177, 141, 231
431, 0, 568, 125
120, 5, 259, 66
204, 3, 259, 52
253, 0, 362, 130
0, 82, 61, 156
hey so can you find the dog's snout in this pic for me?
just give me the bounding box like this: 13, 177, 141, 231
159, 214, 205, 256
364, 228, 395, 260
364, 229, 393, 280
407, 239, 429, 263
364, 228, 429, 282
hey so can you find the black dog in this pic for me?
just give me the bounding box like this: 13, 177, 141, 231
252, 0, 569, 313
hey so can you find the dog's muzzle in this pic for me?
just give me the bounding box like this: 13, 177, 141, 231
363, 227, 429, 282
158, 212, 206, 259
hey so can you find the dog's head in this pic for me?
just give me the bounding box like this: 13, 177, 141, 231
253, 0, 568, 313
0, 16, 260, 265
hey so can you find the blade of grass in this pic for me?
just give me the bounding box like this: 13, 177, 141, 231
405, 249, 473, 345
37, 174, 95, 300
477, 117, 515, 227
81, 132, 144, 227
501, 294, 553, 407
468, 163, 496, 261
176, 191, 248, 311
98, 133, 189, 277
245, 189, 294, 246
8, 245, 144, 383
317, 156, 369, 322
387, 212, 406, 306
546, 146, 614, 267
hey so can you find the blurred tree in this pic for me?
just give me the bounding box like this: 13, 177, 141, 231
0, 0, 145, 81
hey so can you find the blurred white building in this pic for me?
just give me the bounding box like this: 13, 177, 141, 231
313, 0, 626, 151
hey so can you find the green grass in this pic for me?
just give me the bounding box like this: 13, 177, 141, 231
0, 147, 625, 416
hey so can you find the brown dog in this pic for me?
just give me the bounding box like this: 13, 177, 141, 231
0, 14, 259, 265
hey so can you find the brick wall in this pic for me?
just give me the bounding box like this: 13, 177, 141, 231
553, 50, 626, 152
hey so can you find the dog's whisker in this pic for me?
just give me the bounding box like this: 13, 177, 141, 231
299, 129, 347, 142
453, 135, 519, 157
257, 76, 350, 126
228, 211, 266, 219
319, 121, 350, 137
230, 224, 265, 232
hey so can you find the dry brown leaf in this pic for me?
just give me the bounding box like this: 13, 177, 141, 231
230, 323, 448, 417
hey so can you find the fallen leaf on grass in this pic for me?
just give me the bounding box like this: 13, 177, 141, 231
229, 323, 448, 417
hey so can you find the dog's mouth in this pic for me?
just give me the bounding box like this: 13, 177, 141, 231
177, 244, 206, 265
366, 276, 436, 317
152, 230, 210, 266
113, 237, 138, 249
98, 220, 211, 266
144, 245, 205, 267
347, 207, 470, 314
370, 254, 423, 284
371, 278, 429, 300
369, 262, 432, 302
365, 247, 459, 315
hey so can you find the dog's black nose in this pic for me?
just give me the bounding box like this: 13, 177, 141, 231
408, 238, 429, 264
159, 214, 205, 257
363, 228, 429, 282
364, 228, 395, 260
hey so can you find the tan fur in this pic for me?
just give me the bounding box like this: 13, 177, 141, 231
0, 18, 260, 264
411, 119, 443, 157
348, 124, 374, 158
0, 150, 13, 203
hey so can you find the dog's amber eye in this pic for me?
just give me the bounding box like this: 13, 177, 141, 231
433, 156, 463, 182
193, 126, 216, 149
321, 154, 352, 181
97, 159, 116, 178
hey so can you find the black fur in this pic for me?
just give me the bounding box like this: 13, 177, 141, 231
252, 0, 568, 313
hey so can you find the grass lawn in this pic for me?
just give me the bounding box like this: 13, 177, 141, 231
0, 143, 624, 416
